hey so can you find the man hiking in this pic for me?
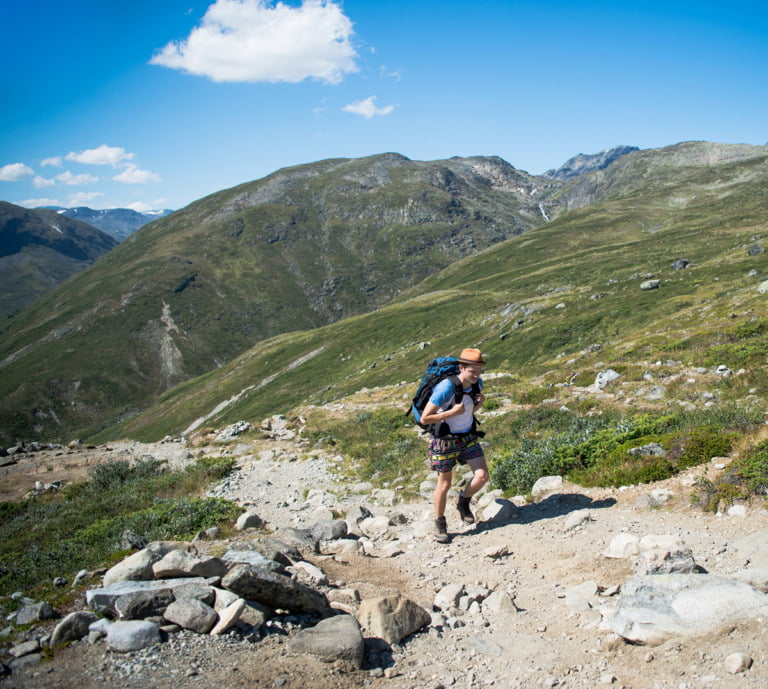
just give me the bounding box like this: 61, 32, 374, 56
419, 348, 488, 543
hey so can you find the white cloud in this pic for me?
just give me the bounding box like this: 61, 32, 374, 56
113, 165, 162, 184
41, 156, 63, 167
66, 145, 134, 167
33, 175, 57, 189
342, 96, 394, 118
20, 198, 61, 208
69, 191, 104, 206
150, 0, 358, 84
57, 171, 99, 185
0, 163, 34, 181
126, 201, 153, 212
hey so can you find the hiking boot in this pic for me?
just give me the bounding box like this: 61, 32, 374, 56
434, 516, 450, 543
456, 493, 474, 524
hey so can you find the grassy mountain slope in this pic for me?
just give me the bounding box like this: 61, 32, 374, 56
0, 202, 118, 319
112, 143, 768, 442
0, 154, 556, 444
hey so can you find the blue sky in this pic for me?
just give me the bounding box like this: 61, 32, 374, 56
1, 0, 766, 212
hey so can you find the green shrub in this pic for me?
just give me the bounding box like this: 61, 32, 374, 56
675, 426, 736, 469
490, 405, 758, 493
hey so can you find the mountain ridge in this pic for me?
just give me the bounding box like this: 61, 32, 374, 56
1, 141, 767, 444
0, 202, 119, 320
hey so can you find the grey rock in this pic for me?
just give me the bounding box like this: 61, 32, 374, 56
151, 549, 228, 579
604, 534, 641, 559
633, 547, 698, 575
310, 519, 348, 541
121, 529, 148, 550
222, 550, 284, 572
724, 651, 753, 673
733, 529, 768, 569
563, 509, 592, 532
9, 653, 42, 669
103, 541, 185, 586
434, 583, 465, 611
50, 611, 99, 647
344, 504, 373, 526
87, 577, 210, 617
239, 600, 273, 628
235, 510, 264, 531
595, 369, 621, 389
171, 582, 217, 606
288, 614, 364, 668
531, 475, 563, 499
611, 574, 768, 645
10, 639, 40, 658
483, 590, 517, 615
235, 536, 303, 565
222, 564, 329, 615
670, 259, 690, 270
273, 527, 319, 554
210, 599, 245, 635
105, 620, 161, 652
358, 595, 431, 645
730, 568, 768, 592
480, 498, 517, 524
15, 601, 58, 625
114, 588, 175, 620
629, 443, 666, 457
640, 279, 660, 290
163, 598, 218, 634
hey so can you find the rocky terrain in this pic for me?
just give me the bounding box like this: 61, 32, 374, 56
3, 402, 768, 689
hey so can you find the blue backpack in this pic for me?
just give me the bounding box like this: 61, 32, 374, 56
407, 356, 481, 436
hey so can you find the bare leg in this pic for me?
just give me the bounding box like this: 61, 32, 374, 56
461, 455, 489, 499
434, 470, 453, 517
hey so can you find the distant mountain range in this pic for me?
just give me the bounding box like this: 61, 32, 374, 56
43, 206, 174, 242
0, 202, 119, 319
2, 141, 766, 444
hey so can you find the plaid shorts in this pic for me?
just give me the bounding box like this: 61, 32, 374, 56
428, 435, 485, 473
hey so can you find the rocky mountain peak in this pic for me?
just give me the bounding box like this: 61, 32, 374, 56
543, 145, 640, 181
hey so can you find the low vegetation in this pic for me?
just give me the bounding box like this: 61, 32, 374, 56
304, 408, 425, 495
488, 404, 760, 494
693, 437, 768, 512
0, 457, 240, 595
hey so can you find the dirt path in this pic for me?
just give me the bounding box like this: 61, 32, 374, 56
4, 425, 768, 689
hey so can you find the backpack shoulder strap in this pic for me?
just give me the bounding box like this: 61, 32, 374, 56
449, 375, 464, 405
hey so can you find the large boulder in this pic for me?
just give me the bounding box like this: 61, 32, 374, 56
611, 574, 768, 645
222, 564, 329, 615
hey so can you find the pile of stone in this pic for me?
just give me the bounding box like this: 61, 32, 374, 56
5, 515, 433, 675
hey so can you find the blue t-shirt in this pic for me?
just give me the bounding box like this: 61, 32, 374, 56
429, 377, 483, 433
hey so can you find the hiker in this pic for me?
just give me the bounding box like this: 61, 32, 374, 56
419, 348, 488, 543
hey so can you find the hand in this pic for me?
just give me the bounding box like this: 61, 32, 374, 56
474, 393, 485, 407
